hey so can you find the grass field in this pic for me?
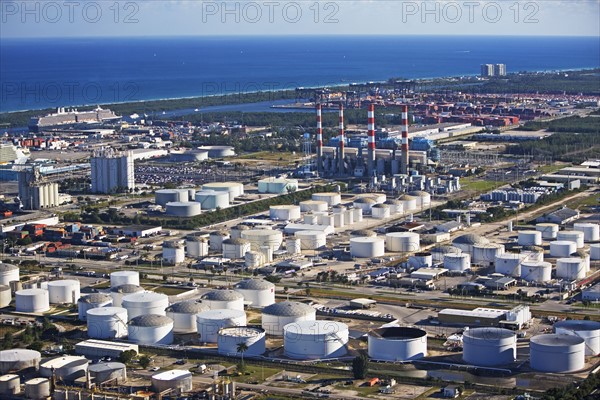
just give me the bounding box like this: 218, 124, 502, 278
460, 178, 501, 192
565, 193, 600, 210
152, 286, 191, 295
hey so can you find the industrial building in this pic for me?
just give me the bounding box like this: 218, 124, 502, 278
90, 148, 135, 194
75, 339, 138, 360
17, 167, 59, 210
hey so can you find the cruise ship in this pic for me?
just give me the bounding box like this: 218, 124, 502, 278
29, 106, 121, 132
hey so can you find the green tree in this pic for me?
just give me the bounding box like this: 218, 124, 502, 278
352, 354, 369, 379
237, 342, 249, 372
139, 355, 152, 369
2, 332, 14, 350
118, 350, 138, 364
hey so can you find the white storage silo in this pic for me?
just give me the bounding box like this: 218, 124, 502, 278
234, 279, 275, 308
591, 243, 600, 260
77, 293, 113, 320
312, 192, 341, 206
350, 237, 385, 258
353, 197, 377, 214
165, 202, 202, 217
452, 234, 489, 254
550, 240, 577, 257
122, 292, 169, 319
444, 253, 471, 272
110, 271, 140, 288
295, 230, 327, 250
408, 190, 431, 208
152, 369, 192, 393
398, 194, 418, 212
241, 229, 283, 252
386, 232, 420, 252
472, 243, 505, 266
15, 289, 49, 313
260, 246, 273, 263
245, 251, 264, 269
186, 235, 209, 257
24, 378, 50, 399
270, 205, 301, 221
344, 209, 354, 225
371, 204, 391, 219
196, 309, 246, 343
332, 212, 345, 228
300, 200, 328, 212
408, 252, 433, 269
222, 238, 251, 259
520, 261, 552, 283
557, 231, 585, 248
368, 327, 427, 361
0, 285, 11, 308
495, 253, 523, 277
556, 258, 586, 280
128, 314, 174, 345
218, 326, 266, 357
166, 301, 210, 333
304, 214, 318, 225
0, 349, 41, 374
163, 240, 185, 264
463, 328, 516, 366
521, 248, 544, 263
110, 284, 144, 307
209, 231, 230, 252
195, 190, 229, 210
0, 374, 20, 395
261, 301, 316, 336
155, 189, 189, 207
86, 307, 128, 339
286, 238, 302, 255
536, 223, 559, 239
518, 230, 542, 246
88, 362, 127, 384
40, 355, 88, 381
574, 222, 600, 242
203, 182, 244, 201
47, 279, 80, 304
317, 214, 335, 227
384, 199, 404, 215
554, 320, 600, 356
0, 263, 19, 286
284, 320, 348, 360
201, 290, 244, 311
530, 334, 585, 373
352, 207, 363, 222
230, 224, 250, 239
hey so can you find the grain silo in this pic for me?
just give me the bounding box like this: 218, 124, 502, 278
166, 301, 210, 333
284, 320, 348, 360
196, 309, 247, 343
15, 289, 49, 313
86, 307, 128, 339
77, 293, 113, 321
530, 334, 585, 373
152, 370, 193, 394
368, 327, 427, 361
121, 292, 169, 319
261, 301, 316, 336
128, 314, 174, 345
201, 290, 244, 311
110, 284, 144, 307
462, 327, 516, 366
350, 237, 385, 258
233, 279, 275, 308
218, 326, 266, 357
47, 279, 80, 304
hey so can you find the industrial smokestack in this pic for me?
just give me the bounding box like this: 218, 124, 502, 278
316, 103, 323, 175
367, 104, 376, 177
401, 105, 409, 174
338, 103, 345, 175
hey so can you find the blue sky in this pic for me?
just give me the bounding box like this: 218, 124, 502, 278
1, 0, 599, 38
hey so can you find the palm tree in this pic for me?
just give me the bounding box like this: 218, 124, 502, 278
237, 342, 249, 371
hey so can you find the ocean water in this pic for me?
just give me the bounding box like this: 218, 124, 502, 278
1, 35, 598, 113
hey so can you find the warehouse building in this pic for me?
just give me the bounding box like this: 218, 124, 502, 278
75, 340, 138, 359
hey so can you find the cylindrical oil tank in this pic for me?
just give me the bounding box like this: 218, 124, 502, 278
196, 309, 247, 343
218, 326, 266, 356
202, 182, 244, 201
155, 189, 189, 206
47, 279, 80, 304
77, 293, 113, 320
294, 230, 327, 250
521, 249, 544, 263
408, 191, 431, 208
431, 245, 461, 262
444, 253, 471, 272
350, 237, 385, 258
270, 205, 301, 221
352, 207, 363, 222
186, 235, 209, 258
398, 194, 418, 212
556, 257, 586, 280
261, 301, 316, 336
304, 214, 318, 225
368, 327, 427, 361
550, 240, 577, 257
386, 232, 420, 252
0, 263, 19, 286
230, 224, 250, 240
536, 223, 559, 239
201, 290, 245, 311
452, 234, 489, 254
557, 231, 585, 248
195, 190, 229, 210
317, 214, 335, 227
162, 240, 185, 264
463, 328, 516, 366
88, 362, 127, 384
371, 204, 391, 219
472, 243, 505, 266
260, 246, 273, 263
122, 292, 169, 319
165, 201, 201, 217
300, 200, 328, 212
0, 349, 41, 374
384, 199, 404, 215
40, 355, 88, 381
353, 197, 376, 214
0, 374, 20, 395
344, 209, 354, 225
0, 285, 11, 308
15, 288, 49, 313
128, 314, 174, 345
518, 230, 542, 246
286, 238, 302, 255
222, 238, 251, 259
332, 212, 345, 228
24, 378, 50, 399
574, 222, 600, 242
110, 271, 140, 288
312, 192, 341, 206
408, 252, 433, 269
166, 301, 210, 333
554, 320, 600, 356
87, 306, 128, 339
495, 253, 524, 277
591, 243, 600, 260
110, 284, 144, 307
284, 320, 349, 360
151, 369, 193, 393
234, 279, 275, 308
209, 230, 230, 252
245, 251, 264, 269
530, 334, 585, 373
520, 261, 552, 283
241, 229, 283, 252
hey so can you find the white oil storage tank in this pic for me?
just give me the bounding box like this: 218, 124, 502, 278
40, 355, 88, 381
0, 285, 11, 308
371, 204, 391, 219
574, 222, 600, 242
233, 279, 275, 308
86, 307, 128, 339
398, 194, 418, 212
47, 279, 80, 304
0, 374, 20, 395
368, 327, 427, 361
283, 320, 348, 360
155, 189, 189, 206
591, 243, 600, 260
350, 237, 385, 258
408, 190, 431, 208
202, 182, 244, 201
128, 314, 174, 345
152, 369, 192, 394
295, 230, 327, 250
286, 238, 301, 255
166, 301, 210, 333
353, 197, 377, 214
550, 240, 577, 257
270, 205, 301, 221
300, 200, 328, 212
0, 263, 19, 286
245, 251, 264, 269
520, 261, 552, 283
312, 192, 341, 206
15, 288, 49, 313
408, 252, 433, 269
230, 225, 250, 240
24, 378, 50, 399
195, 190, 229, 210
0, 349, 41, 374
209, 231, 230, 252
530, 334, 585, 373
110, 284, 144, 307
77, 293, 113, 321
88, 362, 127, 384
554, 320, 600, 356
121, 292, 169, 319
462, 327, 516, 366
495, 253, 523, 277
218, 326, 266, 357
557, 231, 585, 248
162, 240, 185, 265
222, 238, 251, 259
431, 245, 461, 263
536, 223, 559, 239
165, 201, 201, 217
384, 199, 404, 215
241, 229, 283, 252
452, 234, 489, 254
444, 253, 471, 272
556, 258, 586, 280
261, 301, 316, 336
196, 309, 246, 343
110, 271, 140, 288
386, 232, 420, 253
518, 230, 542, 246
186, 235, 209, 258
201, 290, 244, 311
472, 243, 505, 266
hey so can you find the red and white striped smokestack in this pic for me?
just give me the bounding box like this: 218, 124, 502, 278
316, 103, 323, 174
338, 103, 345, 175
400, 104, 409, 174
367, 104, 376, 177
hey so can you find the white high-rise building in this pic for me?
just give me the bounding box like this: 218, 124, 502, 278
480, 64, 494, 77
495, 64, 507, 76
90, 148, 135, 194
